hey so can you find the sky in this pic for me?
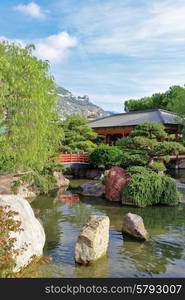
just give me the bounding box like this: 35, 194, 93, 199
1, 0, 185, 112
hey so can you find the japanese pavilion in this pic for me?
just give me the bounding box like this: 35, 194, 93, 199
88, 109, 181, 145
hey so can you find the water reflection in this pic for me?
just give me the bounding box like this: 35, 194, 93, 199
56, 190, 80, 205
32, 196, 62, 252
169, 169, 185, 183
31, 186, 185, 278
120, 237, 184, 276
74, 255, 110, 278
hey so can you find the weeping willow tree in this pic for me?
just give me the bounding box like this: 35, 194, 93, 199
0, 41, 63, 189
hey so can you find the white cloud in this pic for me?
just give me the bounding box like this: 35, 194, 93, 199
62, 0, 185, 57
14, 2, 46, 20
34, 32, 77, 63
0, 32, 77, 64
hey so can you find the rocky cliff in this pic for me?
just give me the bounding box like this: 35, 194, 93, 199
57, 86, 109, 120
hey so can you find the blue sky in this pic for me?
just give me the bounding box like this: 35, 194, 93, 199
1, 0, 185, 112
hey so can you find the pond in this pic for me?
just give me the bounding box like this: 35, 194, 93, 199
169, 169, 185, 183
30, 173, 185, 278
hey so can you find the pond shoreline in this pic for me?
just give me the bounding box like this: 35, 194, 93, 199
30, 187, 185, 278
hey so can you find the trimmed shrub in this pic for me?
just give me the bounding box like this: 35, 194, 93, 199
122, 168, 180, 208
150, 161, 166, 173
121, 151, 149, 168
126, 166, 152, 176
90, 145, 123, 168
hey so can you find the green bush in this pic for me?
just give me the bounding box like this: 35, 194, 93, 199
126, 166, 152, 176
61, 115, 97, 153
122, 168, 180, 207
15, 160, 65, 195
150, 161, 166, 173
121, 151, 149, 168
90, 145, 123, 168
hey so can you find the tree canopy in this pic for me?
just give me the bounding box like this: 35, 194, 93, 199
60, 114, 97, 153
0, 41, 63, 173
117, 122, 184, 207
116, 122, 185, 172
124, 85, 185, 115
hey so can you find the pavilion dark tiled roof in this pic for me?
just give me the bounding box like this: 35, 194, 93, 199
88, 109, 180, 128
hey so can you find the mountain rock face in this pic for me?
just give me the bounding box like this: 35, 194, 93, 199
57, 86, 109, 120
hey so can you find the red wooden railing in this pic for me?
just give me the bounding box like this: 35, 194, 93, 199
170, 154, 185, 160
53, 152, 185, 164
53, 152, 90, 163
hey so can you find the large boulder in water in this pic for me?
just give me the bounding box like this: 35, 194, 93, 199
122, 213, 149, 241
75, 215, 110, 264
78, 182, 105, 197
0, 194, 45, 273
105, 167, 130, 202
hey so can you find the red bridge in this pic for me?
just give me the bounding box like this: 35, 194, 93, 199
53, 152, 185, 165
170, 154, 185, 160
53, 152, 90, 164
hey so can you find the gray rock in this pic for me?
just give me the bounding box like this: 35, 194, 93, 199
75, 215, 110, 264
16, 183, 38, 200
78, 182, 105, 197
0, 195, 45, 272
0, 174, 38, 200
57, 85, 109, 120
122, 213, 149, 241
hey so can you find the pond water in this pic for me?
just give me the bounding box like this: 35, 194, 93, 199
30, 171, 185, 278
169, 169, 185, 183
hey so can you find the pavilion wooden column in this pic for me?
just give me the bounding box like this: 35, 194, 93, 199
105, 134, 109, 145
175, 132, 179, 141
107, 135, 110, 145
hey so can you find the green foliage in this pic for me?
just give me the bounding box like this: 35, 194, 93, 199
150, 161, 166, 173
90, 145, 123, 168
118, 122, 184, 207
124, 94, 168, 112
161, 175, 182, 205
11, 180, 22, 194
122, 169, 180, 208
0, 41, 63, 174
124, 85, 185, 139
166, 85, 185, 116
117, 122, 185, 172
0, 205, 26, 277
130, 122, 167, 139
126, 166, 152, 176
67, 140, 97, 153
154, 141, 185, 156
124, 85, 185, 114
21, 160, 64, 194
121, 151, 149, 168
61, 115, 97, 153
